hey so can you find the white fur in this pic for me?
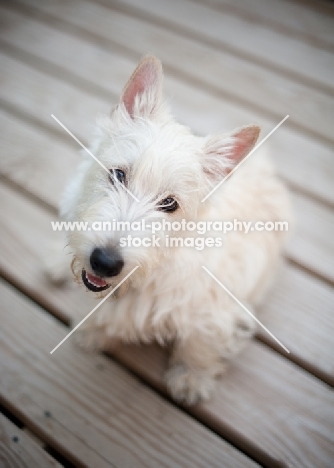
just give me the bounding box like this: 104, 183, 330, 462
57, 56, 292, 404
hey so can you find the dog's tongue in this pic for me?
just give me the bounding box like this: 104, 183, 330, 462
86, 272, 108, 287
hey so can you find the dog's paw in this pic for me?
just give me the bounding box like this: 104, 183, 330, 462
164, 363, 218, 405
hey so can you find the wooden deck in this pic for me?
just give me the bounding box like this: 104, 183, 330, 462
0, 0, 333, 466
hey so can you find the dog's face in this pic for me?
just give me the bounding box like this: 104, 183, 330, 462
61, 56, 260, 294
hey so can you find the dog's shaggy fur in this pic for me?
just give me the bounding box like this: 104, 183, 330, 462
59, 56, 292, 404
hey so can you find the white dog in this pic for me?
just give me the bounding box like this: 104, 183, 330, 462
59, 56, 292, 404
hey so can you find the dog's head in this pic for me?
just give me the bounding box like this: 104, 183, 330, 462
61, 56, 260, 294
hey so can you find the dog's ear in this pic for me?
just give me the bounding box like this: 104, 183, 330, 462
203, 125, 260, 181
120, 56, 163, 118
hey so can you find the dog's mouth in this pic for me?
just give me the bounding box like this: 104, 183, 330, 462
81, 269, 111, 292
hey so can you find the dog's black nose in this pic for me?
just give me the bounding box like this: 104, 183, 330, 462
90, 247, 124, 277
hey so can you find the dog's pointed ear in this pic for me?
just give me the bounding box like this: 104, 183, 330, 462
202, 125, 260, 181
119, 56, 163, 118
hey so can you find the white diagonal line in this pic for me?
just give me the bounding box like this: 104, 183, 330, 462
51, 114, 140, 202
201, 115, 289, 202
50, 266, 139, 354
202, 266, 290, 353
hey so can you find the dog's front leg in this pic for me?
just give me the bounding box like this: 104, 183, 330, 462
165, 306, 256, 404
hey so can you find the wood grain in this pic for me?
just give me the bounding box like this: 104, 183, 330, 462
0, 414, 61, 468
0, 182, 334, 467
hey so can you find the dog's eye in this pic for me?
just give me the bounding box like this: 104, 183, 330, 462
158, 197, 179, 213
109, 169, 126, 185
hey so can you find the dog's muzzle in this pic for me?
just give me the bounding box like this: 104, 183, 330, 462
82, 247, 124, 292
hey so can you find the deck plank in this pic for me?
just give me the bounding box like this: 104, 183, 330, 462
0, 414, 61, 468
0, 182, 334, 467
1, 2, 334, 206
0, 279, 256, 468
